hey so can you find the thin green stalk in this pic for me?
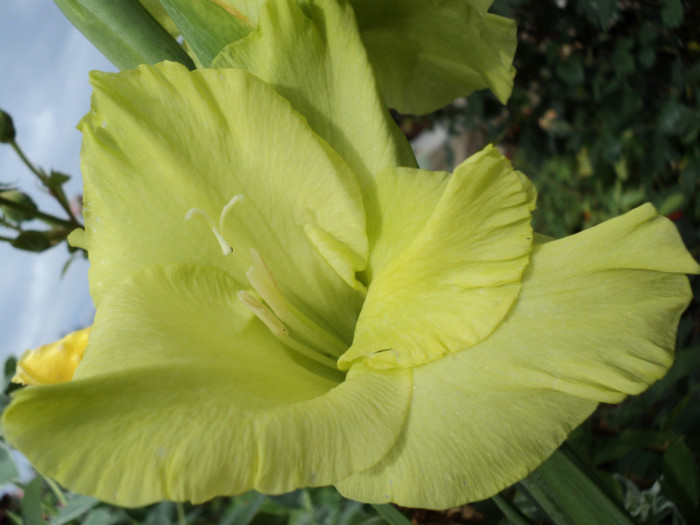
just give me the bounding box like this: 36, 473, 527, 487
176, 502, 187, 525
9, 140, 81, 226
9, 140, 46, 184
0, 195, 75, 228
44, 476, 68, 506
0, 234, 14, 242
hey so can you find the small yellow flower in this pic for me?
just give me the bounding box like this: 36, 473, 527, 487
12, 328, 90, 386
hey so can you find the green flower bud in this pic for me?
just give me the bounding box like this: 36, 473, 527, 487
0, 190, 38, 222
0, 109, 16, 143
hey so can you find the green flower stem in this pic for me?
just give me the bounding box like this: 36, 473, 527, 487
0, 234, 14, 242
0, 195, 75, 229
176, 502, 187, 525
44, 476, 68, 506
492, 494, 533, 525
9, 140, 81, 227
371, 504, 412, 525
9, 140, 47, 185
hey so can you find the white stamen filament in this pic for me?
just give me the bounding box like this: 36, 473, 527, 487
184, 195, 242, 256
238, 291, 338, 369
246, 249, 346, 358
219, 195, 243, 231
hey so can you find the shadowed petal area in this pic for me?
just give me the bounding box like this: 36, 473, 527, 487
2, 264, 411, 507
351, 0, 517, 114
80, 62, 367, 342
339, 146, 536, 369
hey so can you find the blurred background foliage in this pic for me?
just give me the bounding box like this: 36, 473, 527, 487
1, 0, 699, 523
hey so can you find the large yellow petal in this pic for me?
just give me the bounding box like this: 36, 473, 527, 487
2, 264, 411, 506
80, 62, 367, 341
339, 146, 536, 369
335, 358, 596, 509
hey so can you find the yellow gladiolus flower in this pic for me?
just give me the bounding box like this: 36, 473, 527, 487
3, 0, 698, 510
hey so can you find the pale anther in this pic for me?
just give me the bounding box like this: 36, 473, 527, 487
238, 291, 288, 336
184, 194, 243, 256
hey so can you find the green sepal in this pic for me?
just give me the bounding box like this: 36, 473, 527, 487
0, 190, 38, 222
520, 446, 636, 525
53, 0, 194, 70
160, 0, 254, 67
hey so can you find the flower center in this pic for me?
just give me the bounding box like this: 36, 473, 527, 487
185, 196, 345, 370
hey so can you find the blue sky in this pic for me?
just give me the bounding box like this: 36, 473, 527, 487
0, 1, 114, 359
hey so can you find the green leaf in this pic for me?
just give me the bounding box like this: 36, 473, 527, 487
555, 55, 585, 86
520, 446, 636, 525
657, 191, 685, 216
661, 440, 700, 523
371, 504, 412, 525
0, 190, 38, 222
52, 0, 194, 70
47, 171, 71, 190
159, 0, 253, 67
3, 355, 17, 387
593, 429, 676, 466
11, 230, 54, 252
0, 440, 19, 485
492, 494, 534, 525
221, 492, 266, 525
144, 502, 176, 525
576, 0, 619, 30
0, 109, 16, 143
82, 508, 117, 525
661, 0, 684, 28
21, 477, 44, 525
52, 494, 100, 525
611, 39, 635, 77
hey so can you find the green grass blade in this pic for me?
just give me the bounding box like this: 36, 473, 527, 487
371, 504, 412, 525
520, 446, 636, 525
492, 494, 534, 525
